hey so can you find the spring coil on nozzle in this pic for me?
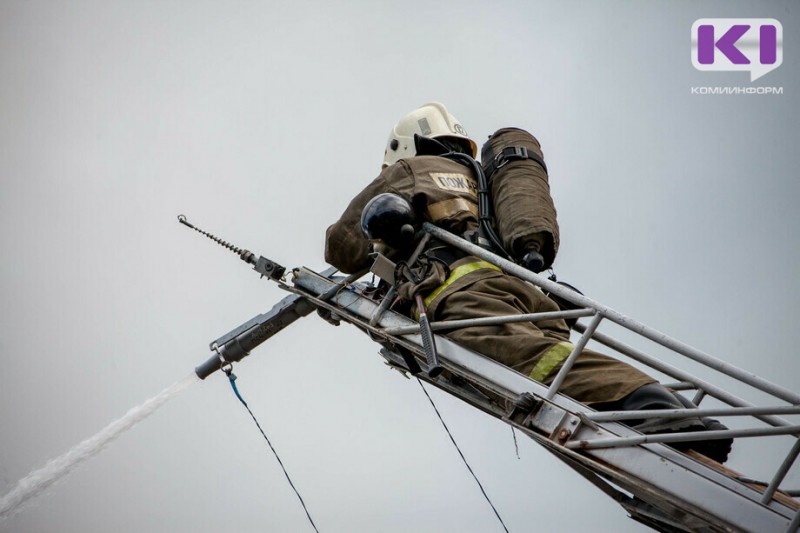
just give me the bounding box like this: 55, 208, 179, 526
177, 214, 253, 262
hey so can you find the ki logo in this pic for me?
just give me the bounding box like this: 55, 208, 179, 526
691, 19, 783, 81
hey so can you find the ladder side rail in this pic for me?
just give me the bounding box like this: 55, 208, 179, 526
575, 311, 800, 509
423, 223, 800, 405
382, 308, 595, 335
762, 438, 800, 504
544, 312, 603, 400
291, 267, 798, 530
660, 381, 699, 391
565, 425, 800, 451
586, 405, 800, 423
578, 324, 795, 429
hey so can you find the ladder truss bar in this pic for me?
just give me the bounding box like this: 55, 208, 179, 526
763, 438, 800, 505
544, 312, 603, 400
423, 223, 800, 405
565, 425, 800, 451
382, 308, 594, 336
586, 405, 800, 422
574, 322, 795, 429
787, 509, 800, 533
660, 381, 699, 391
317, 268, 370, 302
369, 285, 397, 326
692, 389, 707, 406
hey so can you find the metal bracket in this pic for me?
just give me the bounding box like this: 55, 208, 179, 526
527, 401, 582, 444
369, 253, 397, 285
252, 255, 286, 281
505, 392, 543, 425
380, 346, 422, 375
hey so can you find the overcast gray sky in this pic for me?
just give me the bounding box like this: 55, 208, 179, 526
1, 1, 798, 532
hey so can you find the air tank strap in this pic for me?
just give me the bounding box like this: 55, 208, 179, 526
482, 145, 549, 180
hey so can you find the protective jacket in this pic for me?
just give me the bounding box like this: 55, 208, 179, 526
325, 155, 654, 405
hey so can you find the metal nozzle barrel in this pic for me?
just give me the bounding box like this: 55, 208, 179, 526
195, 294, 314, 379
195, 353, 228, 380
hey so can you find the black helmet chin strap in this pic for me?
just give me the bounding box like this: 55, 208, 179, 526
415, 134, 475, 157
413, 134, 451, 156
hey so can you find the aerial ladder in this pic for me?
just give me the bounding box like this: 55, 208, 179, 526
182, 217, 800, 533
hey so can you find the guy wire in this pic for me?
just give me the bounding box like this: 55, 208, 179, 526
226, 372, 320, 533
416, 378, 510, 532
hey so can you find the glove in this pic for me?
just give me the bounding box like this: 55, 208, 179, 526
395, 260, 449, 303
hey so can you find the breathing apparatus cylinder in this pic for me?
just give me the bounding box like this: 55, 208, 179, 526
480, 128, 560, 271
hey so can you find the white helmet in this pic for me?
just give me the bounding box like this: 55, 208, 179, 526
382, 102, 477, 167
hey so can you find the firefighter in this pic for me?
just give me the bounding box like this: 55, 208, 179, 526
325, 102, 731, 463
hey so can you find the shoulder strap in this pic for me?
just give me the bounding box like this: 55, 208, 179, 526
482, 145, 548, 181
